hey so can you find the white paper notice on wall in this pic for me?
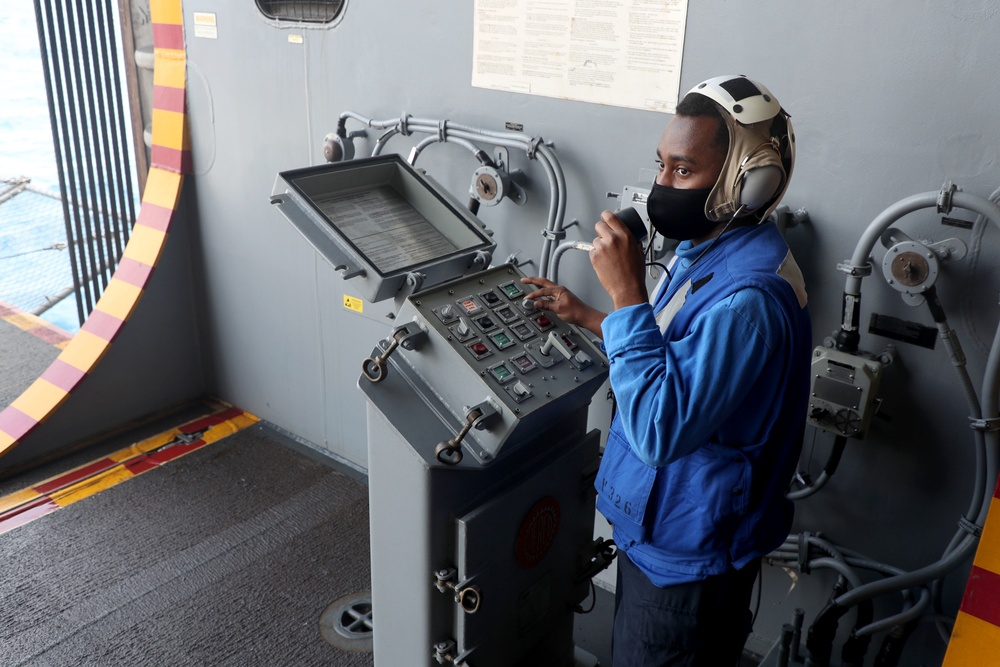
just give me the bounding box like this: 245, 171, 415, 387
472, 0, 688, 113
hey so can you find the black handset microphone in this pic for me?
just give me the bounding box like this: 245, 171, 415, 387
614, 207, 648, 245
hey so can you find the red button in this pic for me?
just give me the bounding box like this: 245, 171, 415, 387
471, 342, 488, 355
536, 315, 551, 328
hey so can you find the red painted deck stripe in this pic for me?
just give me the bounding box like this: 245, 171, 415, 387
136, 202, 173, 232
961, 566, 1000, 628
153, 84, 186, 113
152, 23, 184, 51
0, 406, 38, 440
0, 303, 19, 317
39, 360, 88, 392
150, 144, 192, 173
30, 326, 72, 345
34, 458, 120, 495
0, 498, 60, 534
112, 257, 155, 289
183, 407, 245, 434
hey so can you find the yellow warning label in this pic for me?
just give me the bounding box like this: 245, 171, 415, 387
344, 295, 363, 313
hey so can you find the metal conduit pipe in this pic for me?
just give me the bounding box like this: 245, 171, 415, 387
823, 188, 1000, 614
923, 289, 989, 523
788, 435, 848, 500
372, 117, 569, 278
550, 241, 596, 285
339, 112, 569, 278
406, 134, 484, 165
832, 533, 978, 610
806, 557, 865, 589
855, 588, 932, 637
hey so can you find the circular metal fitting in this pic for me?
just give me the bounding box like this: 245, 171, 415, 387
881, 240, 938, 295
473, 166, 507, 206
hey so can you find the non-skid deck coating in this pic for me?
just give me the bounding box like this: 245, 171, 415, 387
0, 423, 373, 666
0, 314, 62, 410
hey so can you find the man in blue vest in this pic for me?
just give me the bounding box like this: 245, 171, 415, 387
523, 75, 812, 665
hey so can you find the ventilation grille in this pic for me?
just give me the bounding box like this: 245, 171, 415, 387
256, 0, 345, 23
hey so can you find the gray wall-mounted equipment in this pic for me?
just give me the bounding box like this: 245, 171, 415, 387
272, 156, 612, 665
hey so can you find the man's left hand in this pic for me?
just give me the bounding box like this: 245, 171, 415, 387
591, 210, 648, 309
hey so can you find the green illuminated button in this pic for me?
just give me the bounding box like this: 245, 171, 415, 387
490, 331, 514, 349
499, 281, 524, 299
489, 362, 515, 384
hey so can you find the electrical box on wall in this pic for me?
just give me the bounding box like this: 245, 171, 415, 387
807, 347, 884, 439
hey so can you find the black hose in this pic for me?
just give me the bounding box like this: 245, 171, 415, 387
873, 620, 915, 667
840, 598, 874, 667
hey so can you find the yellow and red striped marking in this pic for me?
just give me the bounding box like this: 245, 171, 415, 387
0, 300, 73, 349
0, 0, 188, 460
944, 479, 1000, 662
0, 406, 258, 534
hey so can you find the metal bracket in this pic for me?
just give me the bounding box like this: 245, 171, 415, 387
393, 271, 427, 312
526, 135, 544, 159
958, 516, 983, 538
836, 260, 873, 277
937, 181, 959, 214
969, 416, 1000, 432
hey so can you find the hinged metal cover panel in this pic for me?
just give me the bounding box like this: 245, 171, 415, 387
271, 154, 496, 302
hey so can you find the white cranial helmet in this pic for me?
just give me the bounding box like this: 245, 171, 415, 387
685, 75, 796, 223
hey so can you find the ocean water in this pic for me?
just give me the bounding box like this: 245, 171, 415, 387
1, 1, 105, 334
0, 1, 58, 193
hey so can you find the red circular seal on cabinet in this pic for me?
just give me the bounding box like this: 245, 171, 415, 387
515, 496, 561, 569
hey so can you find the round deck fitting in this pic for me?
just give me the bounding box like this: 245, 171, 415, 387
319, 591, 374, 652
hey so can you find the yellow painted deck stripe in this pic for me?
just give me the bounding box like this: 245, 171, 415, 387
0, 405, 260, 528
107, 431, 179, 463
51, 466, 136, 507
4, 312, 47, 332
0, 488, 41, 515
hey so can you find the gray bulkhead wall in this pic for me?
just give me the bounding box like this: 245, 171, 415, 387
180, 1, 1000, 661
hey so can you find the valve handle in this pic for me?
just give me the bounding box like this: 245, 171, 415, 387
434, 409, 483, 465
361, 328, 409, 383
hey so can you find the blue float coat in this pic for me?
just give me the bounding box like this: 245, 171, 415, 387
595, 221, 812, 586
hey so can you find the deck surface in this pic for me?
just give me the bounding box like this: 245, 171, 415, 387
0, 422, 374, 666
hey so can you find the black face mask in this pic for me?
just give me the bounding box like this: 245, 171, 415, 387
645, 183, 716, 241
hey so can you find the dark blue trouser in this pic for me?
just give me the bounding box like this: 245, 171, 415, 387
613, 552, 760, 667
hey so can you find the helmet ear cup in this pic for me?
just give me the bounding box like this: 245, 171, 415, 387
737, 164, 784, 212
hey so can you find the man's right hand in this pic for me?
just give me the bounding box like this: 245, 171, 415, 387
520, 276, 607, 338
